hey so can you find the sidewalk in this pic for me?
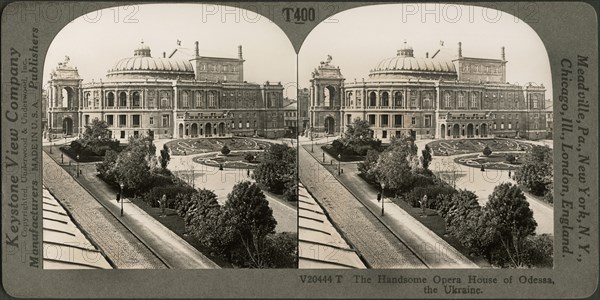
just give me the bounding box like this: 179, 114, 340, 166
301, 144, 478, 268
44, 146, 220, 269
43, 151, 166, 269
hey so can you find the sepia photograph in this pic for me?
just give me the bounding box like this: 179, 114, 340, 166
41, 3, 298, 269
298, 3, 554, 269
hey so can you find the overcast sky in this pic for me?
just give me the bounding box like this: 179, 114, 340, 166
44, 4, 297, 98
299, 4, 553, 105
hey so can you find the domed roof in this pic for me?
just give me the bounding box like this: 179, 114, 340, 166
370, 42, 456, 78
107, 42, 195, 79
373, 56, 456, 73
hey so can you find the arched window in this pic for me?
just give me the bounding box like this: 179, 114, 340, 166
182, 91, 189, 108
369, 92, 377, 107
195, 92, 203, 108
531, 95, 539, 109
423, 92, 431, 108
470, 92, 478, 108
85, 93, 91, 107
347, 92, 354, 106
208, 92, 216, 108
381, 92, 389, 107
394, 92, 403, 107
119, 92, 127, 107
107, 92, 115, 107
132, 92, 140, 107
444, 92, 451, 108
457, 92, 465, 108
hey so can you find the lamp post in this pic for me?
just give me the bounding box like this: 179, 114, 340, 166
381, 182, 385, 216
119, 182, 124, 217
337, 154, 341, 175
76, 155, 80, 177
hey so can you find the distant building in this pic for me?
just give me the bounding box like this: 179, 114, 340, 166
46, 41, 287, 140
282, 99, 298, 136
297, 88, 310, 133
309, 42, 548, 140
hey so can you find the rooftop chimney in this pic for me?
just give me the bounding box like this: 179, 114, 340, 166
163, 52, 166, 58
238, 45, 243, 59
458, 42, 462, 58
426, 52, 429, 58
195, 41, 199, 57
501, 46, 505, 60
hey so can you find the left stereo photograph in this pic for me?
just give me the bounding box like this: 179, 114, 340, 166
41, 3, 298, 269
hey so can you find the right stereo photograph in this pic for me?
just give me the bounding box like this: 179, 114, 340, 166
297, 3, 553, 269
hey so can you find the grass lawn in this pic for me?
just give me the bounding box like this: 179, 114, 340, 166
192, 151, 262, 169
59, 146, 104, 162
129, 197, 233, 268
427, 138, 535, 156
166, 137, 272, 155
388, 196, 491, 267
320, 145, 365, 162
454, 152, 524, 170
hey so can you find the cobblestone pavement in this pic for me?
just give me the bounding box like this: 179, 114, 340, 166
299, 147, 426, 269
43, 152, 167, 269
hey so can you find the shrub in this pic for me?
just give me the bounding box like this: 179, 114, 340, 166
506, 154, 516, 164
221, 145, 231, 155
244, 153, 255, 163
144, 184, 197, 208
483, 146, 492, 157
404, 184, 456, 208
262, 232, 298, 268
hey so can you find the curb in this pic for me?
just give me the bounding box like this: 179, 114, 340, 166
44, 150, 173, 269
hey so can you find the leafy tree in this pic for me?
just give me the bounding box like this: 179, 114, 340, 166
522, 234, 553, 268
79, 119, 119, 156
81, 118, 111, 143
374, 148, 413, 192
221, 145, 231, 155
445, 190, 492, 255
114, 148, 151, 192
483, 146, 492, 157
389, 135, 418, 156
96, 149, 119, 181
262, 232, 298, 268
159, 144, 171, 169
222, 181, 277, 268
254, 144, 295, 195
421, 145, 433, 170
357, 149, 380, 182
186, 189, 227, 252
483, 183, 537, 268
514, 146, 553, 197
340, 118, 373, 147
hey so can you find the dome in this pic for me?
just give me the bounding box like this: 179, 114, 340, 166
369, 42, 457, 80
373, 56, 456, 73
107, 43, 195, 79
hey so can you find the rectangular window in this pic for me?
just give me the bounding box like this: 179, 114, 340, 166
132, 115, 140, 127
380, 115, 389, 127
106, 115, 114, 126
162, 115, 169, 127
133, 131, 139, 137
85, 115, 90, 125
382, 130, 387, 139
149, 117, 154, 125
411, 117, 416, 125
368, 114, 376, 125
424, 115, 432, 127
120, 131, 125, 139
119, 115, 126, 127
394, 115, 403, 127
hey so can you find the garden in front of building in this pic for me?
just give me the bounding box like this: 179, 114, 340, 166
330, 119, 553, 268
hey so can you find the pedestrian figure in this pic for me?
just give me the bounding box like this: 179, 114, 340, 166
184, 150, 187, 156
508, 170, 512, 178
322, 153, 325, 162
247, 169, 250, 177
420, 195, 428, 216
116, 192, 120, 203
377, 192, 381, 202
61, 153, 64, 163
160, 194, 167, 216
